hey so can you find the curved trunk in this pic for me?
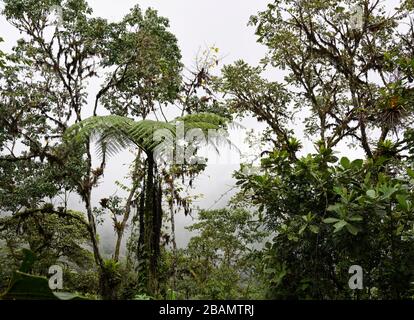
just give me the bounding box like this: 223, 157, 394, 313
84, 191, 119, 300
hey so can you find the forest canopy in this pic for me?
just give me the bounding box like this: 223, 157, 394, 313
0, 0, 414, 300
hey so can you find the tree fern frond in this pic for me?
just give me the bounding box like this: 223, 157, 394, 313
177, 121, 220, 133
175, 113, 228, 128
128, 120, 176, 152
64, 115, 136, 158
65, 112, 233, 159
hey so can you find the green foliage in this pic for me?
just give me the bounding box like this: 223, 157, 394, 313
0, 249, 89, 300
1, 271, 62, 300
64, 269, 99, 298
64, 112, 231, 158
236, 150, 414, 299
0, 207, 93, 279
160, 209, 267, 300
133, 293, 152, 300
1, 0, 414, 301
221, 0, 414, 160
100, 6, 183, 117
220, 0, 414, 300
220, 60, 291, 122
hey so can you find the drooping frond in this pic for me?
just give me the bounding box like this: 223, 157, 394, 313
64, 115, 134, 144
174, 113, 228, 133
64, 115, 136, 157
128, 120, 176, 152
173, 113, 238, 154
64, 112, 235, 159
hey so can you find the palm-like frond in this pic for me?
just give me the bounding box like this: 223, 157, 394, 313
64, 115, 136, 157
175, 113, 228, 132
64, 112, 234, 158
174, 113, 240, 154
128, 120, 176, 151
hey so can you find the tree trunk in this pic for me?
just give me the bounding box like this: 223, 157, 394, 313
113, 230, 123, 263
113, 152, 142, 262
113, 185, 138, 262
169, 175, 177, 291
151, 179, 163, 293
84, 192, 104, 269
84, 191, 119, 300
138, 152, 163, 296
99, 270, 120, 300
135, 169, 147, 292
83, 139, 115, 299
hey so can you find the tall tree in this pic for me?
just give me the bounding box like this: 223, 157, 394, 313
220, 0, 414, 299
221, 0, 414, 158
64, 112, 231, 295
0, 0, 183, 299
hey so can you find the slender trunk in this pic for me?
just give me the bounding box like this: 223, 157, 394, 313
84, 191, 117, 300
83, 140, 117, 300
137, 174, 146, 258
349, 80, 373, 158
135, 168, 147, 292
113, 184, 137, 262
169, 175, 177, 291
151, 179, 163, 291
84, 192, 103, 269
113, 151, 142, 262
83, 141, 104, 271
142, 154, 155, 294
113, 230, 123, 263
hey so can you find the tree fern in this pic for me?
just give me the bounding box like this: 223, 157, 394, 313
64, 112, 234, 158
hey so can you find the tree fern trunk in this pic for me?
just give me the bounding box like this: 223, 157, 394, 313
142, 153, 156, 294
151, 178, 163, 292
136, 152, 164, 296
169, 175, 177, 291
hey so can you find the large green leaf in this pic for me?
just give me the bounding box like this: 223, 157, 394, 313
1, 271, 88, 300
345, 223, 360, 236
64, 113, 231, 157
1, 271, 57, 300
340, 157, 350, 169
333, 220, 348, 233
323, 217, 340, 224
